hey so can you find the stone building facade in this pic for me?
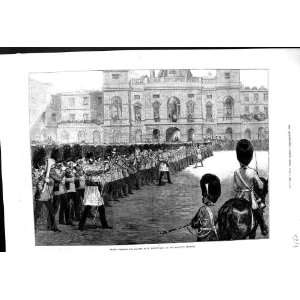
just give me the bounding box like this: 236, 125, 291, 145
102, 69, 268, 144
30, 90, 103, 144
30, 69, 269, 144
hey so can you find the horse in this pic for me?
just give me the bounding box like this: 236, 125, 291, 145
217, 177, 268, 240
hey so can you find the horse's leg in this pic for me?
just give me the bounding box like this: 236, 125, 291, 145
249, 223, 258, 239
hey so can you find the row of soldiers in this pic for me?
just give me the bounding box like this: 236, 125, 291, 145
32, 143, 213, 231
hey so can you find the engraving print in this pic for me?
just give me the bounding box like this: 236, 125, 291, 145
29, 69, 269, 246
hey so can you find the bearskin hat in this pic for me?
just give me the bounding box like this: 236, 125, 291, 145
236, 139, 253, 166
50, 148, 60, 161
85, 151, 94, 160
200, 174, 221, 203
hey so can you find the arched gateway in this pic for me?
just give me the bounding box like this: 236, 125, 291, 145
166, 127, 181, 142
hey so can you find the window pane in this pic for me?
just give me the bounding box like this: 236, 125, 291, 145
224, 72, 230, 79
112, 74, 120, 79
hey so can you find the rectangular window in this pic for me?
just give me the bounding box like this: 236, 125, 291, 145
264, 106, 268, 116
41, 112, 46, 123
206, 94, 212, 99
254, 106, 259, 113
244, 106, 249, 113
254, 93, 259, 102
112, 73, 120, 79
134, 95, 141, 100
153, 94, 160, 99
98, 96, 102, 104
264, 93, 268, 101
188, 94, 194, 98
51, 113, 56, 122
83, 96, 89, 105
68, 97, 75, 107
69, 114, 75, 121
244, 94, 249, 102
169, 70, 176, 75
83, 113, 89, 121
224, 72, 230, 79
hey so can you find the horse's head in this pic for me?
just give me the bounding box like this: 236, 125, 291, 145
253, 177, 268, 202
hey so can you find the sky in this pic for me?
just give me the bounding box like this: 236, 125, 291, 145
30, 69, 268, 93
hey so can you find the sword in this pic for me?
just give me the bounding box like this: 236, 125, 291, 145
159, 223, 190, 235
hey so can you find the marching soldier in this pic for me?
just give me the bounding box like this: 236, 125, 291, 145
78, 152, 112, 231
158, 150, 172, 186
34, 156, 60, 232
74, 163, 85, 219
50, 162, 67, 225
64, 162, 78, 225
194, 146, 203, 168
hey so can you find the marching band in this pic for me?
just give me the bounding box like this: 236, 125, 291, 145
32, 143, 213, 232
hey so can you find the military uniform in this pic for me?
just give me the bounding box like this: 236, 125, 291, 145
234, 139, 268, 236
78, 160, 111, 230
158, 152, 172, 185
34, 165, 59, 232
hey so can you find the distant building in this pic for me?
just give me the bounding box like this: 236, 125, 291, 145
30, 89, 103, 144
30, 69, 269, 144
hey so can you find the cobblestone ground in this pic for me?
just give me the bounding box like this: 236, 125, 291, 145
35, 152, 269, 246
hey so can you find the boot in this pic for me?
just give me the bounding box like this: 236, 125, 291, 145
253, 208, 268, 236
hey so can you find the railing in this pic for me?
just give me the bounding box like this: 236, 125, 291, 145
58, 119, 103, 125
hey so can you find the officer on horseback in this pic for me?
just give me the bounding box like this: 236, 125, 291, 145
233, 139, 268, 236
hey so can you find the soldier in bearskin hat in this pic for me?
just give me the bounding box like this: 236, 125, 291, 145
233, 139, 268, 236
34, 148, 60, 232
158, 150, 172, 186
78, 151, 112, 230
191, 173, 221, 241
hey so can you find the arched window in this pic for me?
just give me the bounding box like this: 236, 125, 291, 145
93, 130, 101, 144
258, 127, 265, 140
152, 129, 160, 142
61, 130, 69, 143
110, 96, 122, 121
186, 100, 195, 122
168, 97, 180, 122
134, 102, 142, 122
244, 129, 251, 140
152, 101, 161, 122
224, 97, 234, 120
78, 130, 86, 143
206, 128, 213, 139
135, 129, 142, 143
206, 101, 213, 121
225, 127, 233, 140
41, 129, 47, 142
112, 129, 120, 144
187, 128, 194, 142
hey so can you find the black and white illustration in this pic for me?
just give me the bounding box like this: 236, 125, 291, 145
29, 69, 269, 246
0, 144, 6, 252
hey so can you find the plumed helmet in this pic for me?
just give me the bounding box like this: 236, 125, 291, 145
236, 139, 253, 166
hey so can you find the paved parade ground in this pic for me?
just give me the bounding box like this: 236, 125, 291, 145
35, 151, 269, 246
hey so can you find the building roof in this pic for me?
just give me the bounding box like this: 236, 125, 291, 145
157, 69, 193, 79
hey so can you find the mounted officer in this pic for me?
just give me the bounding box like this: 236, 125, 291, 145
233, 139, 268, 236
